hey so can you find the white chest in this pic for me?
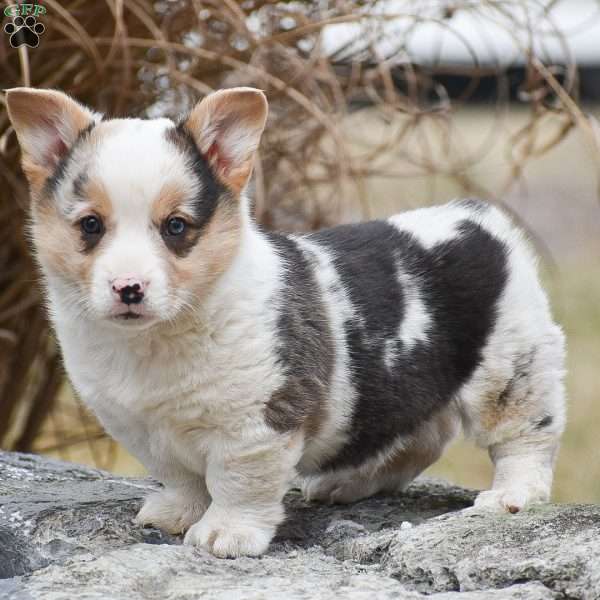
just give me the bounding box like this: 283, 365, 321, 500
55, 312, 284, 477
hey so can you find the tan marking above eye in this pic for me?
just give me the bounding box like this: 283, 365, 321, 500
152, 181, 192, 225
80, 177, 113, 220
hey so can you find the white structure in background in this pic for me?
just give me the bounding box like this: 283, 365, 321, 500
321, 0, 600, 66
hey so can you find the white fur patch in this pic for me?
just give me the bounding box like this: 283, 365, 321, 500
291, 236, 357, 471
387, 201, 474, 248
94, 119, 196, 216
383, 269, 431, 371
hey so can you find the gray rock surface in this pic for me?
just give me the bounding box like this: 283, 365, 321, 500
0, 451, 598, 599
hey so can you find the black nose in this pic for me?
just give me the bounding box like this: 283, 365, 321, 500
120, 284, 144, 305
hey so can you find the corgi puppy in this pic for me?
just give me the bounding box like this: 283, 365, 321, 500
6, 87, 566, 558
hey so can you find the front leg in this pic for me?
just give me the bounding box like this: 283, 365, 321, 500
91, 406, 211, 535
184, 431, 302, 557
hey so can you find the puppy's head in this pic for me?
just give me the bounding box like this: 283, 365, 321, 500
6, 87, 267, 329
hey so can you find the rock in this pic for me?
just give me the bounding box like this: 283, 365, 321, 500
0, 451, 598, 599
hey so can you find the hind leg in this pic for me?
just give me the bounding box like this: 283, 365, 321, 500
301, 469, 384, 504
301, 407, 459, 504
469, 332, 566, 513
301, 439, 450, 505
474, 423, 562, 513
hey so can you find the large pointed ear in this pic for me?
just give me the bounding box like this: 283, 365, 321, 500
183, 87, 268, 194
5, 87, 99, 189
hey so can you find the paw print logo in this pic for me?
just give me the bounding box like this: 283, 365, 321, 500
4, 15, 45, 49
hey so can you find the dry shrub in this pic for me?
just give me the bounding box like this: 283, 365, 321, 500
1, 0, 598, 463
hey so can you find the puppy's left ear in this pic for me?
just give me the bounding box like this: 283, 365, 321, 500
183, 87, 268, 194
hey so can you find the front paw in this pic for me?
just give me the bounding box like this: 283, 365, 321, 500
183, 506, 274, 558
135, 488, 208, 535
472, 486, 548, 514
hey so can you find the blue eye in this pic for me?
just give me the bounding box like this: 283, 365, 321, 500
166, 217, 186, 236
80, 215, 103, 235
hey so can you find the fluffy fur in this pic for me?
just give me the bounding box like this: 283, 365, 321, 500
6, 87, 566, 558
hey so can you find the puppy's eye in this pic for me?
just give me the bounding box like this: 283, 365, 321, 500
78, 215, 104, 253
80, 215, 103, 236
166, 217, 187, 236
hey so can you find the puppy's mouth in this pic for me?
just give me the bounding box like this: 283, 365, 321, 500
109, 306, 155, 326
115, 311, 143, 320
107, 309, 158, 331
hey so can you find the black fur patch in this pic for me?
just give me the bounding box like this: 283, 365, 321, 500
44, 122, 96, 196
301, 218, 509, 470
163, 124, 228, 257
535, 415, 554, 430
72, 172, 88, 200
264, 233, 334, 436
498, 349, 536, 406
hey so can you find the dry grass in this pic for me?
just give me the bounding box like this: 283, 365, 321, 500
1, 1, 599, 485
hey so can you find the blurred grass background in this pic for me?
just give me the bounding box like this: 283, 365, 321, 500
1, 1, 599, 503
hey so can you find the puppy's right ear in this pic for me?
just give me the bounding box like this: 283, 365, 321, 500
5, 88, 100, 190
